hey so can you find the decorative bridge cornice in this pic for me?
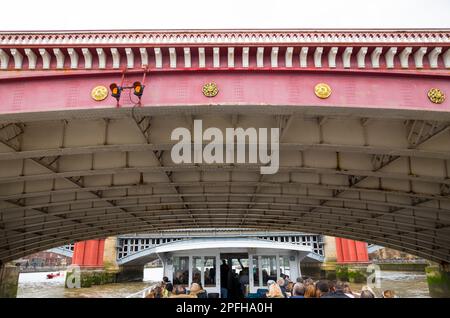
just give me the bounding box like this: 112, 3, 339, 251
1, 30, 450, 45
0, 30, 449, 72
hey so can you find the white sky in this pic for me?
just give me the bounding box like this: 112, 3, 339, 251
0, 0, 449, 31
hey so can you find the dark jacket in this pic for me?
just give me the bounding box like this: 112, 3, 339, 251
320, 290, 350, 298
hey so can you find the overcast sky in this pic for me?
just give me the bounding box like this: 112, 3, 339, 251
1, 0, 449, 31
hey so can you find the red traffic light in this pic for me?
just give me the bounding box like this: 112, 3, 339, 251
110, 83, 122, 101
133, 81, 144, 97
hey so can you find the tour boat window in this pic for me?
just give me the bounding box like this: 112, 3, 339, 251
279, 256, 290, 278
192, 256, 202, 285
204, 257, 216, 287
252, 256, 260, 287
261, 256, 277, 285
172, 256, 189, 286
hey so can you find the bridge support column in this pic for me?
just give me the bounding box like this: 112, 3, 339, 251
300, 236, 370, 282
66, 237, 144, 288
117, 265, 144, 283
426, 263, 450, 298
320, 236, 339, 280
103, 237, 144, 282
66, 238, 116, 288
334, 238, 370, 283
103, 237, 120, 272
0, 262, 20, 298
300, 236, 338, 279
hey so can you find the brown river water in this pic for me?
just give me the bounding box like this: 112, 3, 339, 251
17, 268, 429, 298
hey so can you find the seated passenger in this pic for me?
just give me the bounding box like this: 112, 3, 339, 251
383, 290, 396, 298
315, 280, 330, 298
343, 282, 355, 298
320, 281, 349, 298
360, 290, 376, 298
359, 285, 377, 298
162, 283, 173, 298
146, 284, 164, 298
170, 285, 192, 298
277, 278, 287, 297
188, 283, 207, 298
286, 281, 294, 297
304, 285, 317, 298
266, 282, 284, 298
291, 283, 305, 298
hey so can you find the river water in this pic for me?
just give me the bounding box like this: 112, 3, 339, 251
349, 271, 430, 298
17, 268, 163, 298
17, 268, 429, 298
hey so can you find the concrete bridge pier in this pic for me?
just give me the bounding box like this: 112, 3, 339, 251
426, 263, 450, 298
104, 237, 144, 283
301, 236, 339, 280
116, 265, 145, 283
300, 236, 369, 283
66, 237, 146, 288
0, 262, 20, 298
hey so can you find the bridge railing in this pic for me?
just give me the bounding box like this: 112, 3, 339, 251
255, 235, 324, 257
117, 237, 188, 260
125, 283, 158, 298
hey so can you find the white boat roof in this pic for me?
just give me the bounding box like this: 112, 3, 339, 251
118, 237, 312, 265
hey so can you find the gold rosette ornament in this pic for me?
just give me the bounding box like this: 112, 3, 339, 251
91, 86, 109, 101
427, 88, 445, 104
202, 82, 219, 97
314, 83, 332, 99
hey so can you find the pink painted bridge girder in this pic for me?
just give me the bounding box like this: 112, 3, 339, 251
0, 69, 449, 116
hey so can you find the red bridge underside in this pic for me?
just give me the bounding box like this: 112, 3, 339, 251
0, 70, 448, 116
3, 67, 445, 267
335, 238, 369, 263
72, 239, 105, 268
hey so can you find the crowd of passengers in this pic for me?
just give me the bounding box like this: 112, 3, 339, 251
145, 276, 396, 298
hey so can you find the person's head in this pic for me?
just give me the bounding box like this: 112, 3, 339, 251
174, 285, 186, 295
328, 280, 337, 292
276, 278, 285, 287
222, 259, 227, 265
292, 283, 305, 296
286, 282, 294, 293
305, 278, 314, 286
162, 276, 169, 283
334, 281, 345, 292
165, 283, 174, 293
360, 290, 375, 298
304, 285, 316, 298
315, 280, 330, 297
189, 282, 203, 295
193, 272, 201, 283
361, 285, 376, 298
153, 285, 163, 298
383, 290, 395, 298
296, 277, 304, 284
145, 290, 156, 298
266, 282, 284, 298
343, 282, 352, 294
267, 279, 276, 289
